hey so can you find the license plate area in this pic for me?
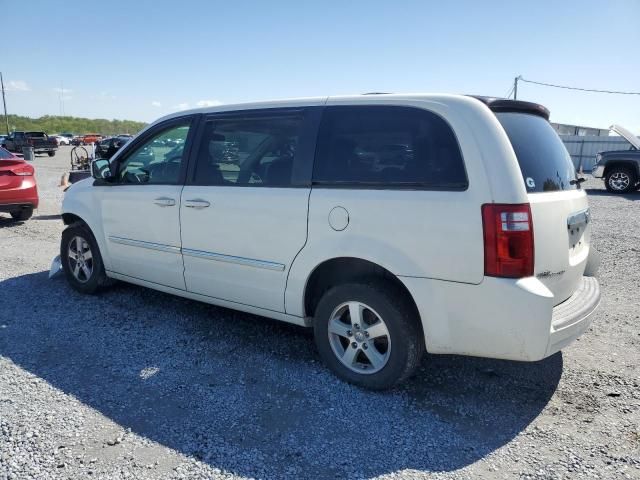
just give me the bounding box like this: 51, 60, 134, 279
567, 208, 590, 256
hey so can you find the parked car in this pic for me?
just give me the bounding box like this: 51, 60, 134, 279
55, 135, 71, 145
591, 124, 640, 193
2, 131, 58, 156
95, 136, 130, 159
0, 146, 38, 220
81, 133, 102, 145
55, 94, 600, 389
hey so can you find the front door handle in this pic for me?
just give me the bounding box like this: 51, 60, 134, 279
184, 199, 210, 209
153, 197, 176, 207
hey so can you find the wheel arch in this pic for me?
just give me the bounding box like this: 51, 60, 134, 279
62, 212, 87, 226
303, 256, 423, 335
60, 210, 111, 271
603, 160, 640, 178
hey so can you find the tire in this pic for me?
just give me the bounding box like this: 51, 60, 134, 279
61, 223, 111, 294
313, 281, 424, 390
605, 166, 637, 194
48, 151, 55, 157
10, 207, 33, 221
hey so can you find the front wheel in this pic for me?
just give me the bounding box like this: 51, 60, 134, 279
605, 167, 637, 193
313, 281, 424, 390
48, 151, 55, 157
61, 224, 111, 294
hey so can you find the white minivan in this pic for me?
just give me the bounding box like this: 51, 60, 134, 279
57, 94, 600, 389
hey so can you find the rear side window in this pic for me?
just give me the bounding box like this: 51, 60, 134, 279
193, 114, 303, 187
313, 106, 467, 189
496, 113, 577, 192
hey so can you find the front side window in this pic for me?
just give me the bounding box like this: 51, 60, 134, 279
313, 106, 467, 189
193, 114, 303, 186
117, 122, 191, 184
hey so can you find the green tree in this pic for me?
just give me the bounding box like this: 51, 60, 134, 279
4, 115, 146, 136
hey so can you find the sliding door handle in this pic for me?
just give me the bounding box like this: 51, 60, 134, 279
153, 197, 176, 207
184, 199, 211, 209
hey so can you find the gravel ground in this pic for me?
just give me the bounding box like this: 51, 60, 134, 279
0, 146, 639, 480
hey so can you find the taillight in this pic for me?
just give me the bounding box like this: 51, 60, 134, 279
482, 203, 534, 278
2, 165, 34, 176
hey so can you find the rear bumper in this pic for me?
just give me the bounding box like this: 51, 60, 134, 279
545, 276, 600, 356
0, 178, 39, 210
0, 202, 37, 213
401, 275, 600, 362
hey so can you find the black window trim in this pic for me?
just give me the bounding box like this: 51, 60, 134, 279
100, 114, 201, 187
311, 105, 469, 192
186, 106, 322, 188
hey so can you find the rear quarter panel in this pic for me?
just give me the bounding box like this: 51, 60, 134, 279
285, 96, 507, 317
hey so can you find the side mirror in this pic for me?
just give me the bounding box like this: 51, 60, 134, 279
91, 158, 112, 180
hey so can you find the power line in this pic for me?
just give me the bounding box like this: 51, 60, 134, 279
504, 84, 515, 99
519, 77, 640, 96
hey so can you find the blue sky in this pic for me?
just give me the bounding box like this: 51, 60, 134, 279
3, 0, 639, 132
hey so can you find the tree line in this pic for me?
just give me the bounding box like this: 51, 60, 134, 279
2, 114, 147, 136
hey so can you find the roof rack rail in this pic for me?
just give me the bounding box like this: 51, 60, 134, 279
362, 92, 392, 95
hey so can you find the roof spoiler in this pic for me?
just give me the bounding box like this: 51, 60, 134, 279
468, 96, 550, 120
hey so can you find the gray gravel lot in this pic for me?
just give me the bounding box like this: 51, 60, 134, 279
1, 146, 639, 479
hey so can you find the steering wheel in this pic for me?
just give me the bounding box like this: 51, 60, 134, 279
122, 168, 150, 184
149, 155, 182, 182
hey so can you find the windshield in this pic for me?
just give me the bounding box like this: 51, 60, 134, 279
25, 132, 47, 138
497, 112, 578, 193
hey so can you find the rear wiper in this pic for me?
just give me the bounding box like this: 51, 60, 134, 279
570, 177, 586, 186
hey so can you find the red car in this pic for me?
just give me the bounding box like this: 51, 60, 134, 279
0, 146, 38, 221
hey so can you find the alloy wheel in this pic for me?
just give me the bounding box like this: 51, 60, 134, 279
327, 301, 391, 374
68, 236, 93, 283
609, 172, 630, 191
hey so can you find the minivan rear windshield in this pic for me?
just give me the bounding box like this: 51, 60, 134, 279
496, 112, 578, 192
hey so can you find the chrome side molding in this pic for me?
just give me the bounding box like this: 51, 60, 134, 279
182, 248, 285, 271
108, 236, 285, 271
108, 236, 181, 254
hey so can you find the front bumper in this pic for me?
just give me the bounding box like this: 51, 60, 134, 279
401, 275, 600, 362
592, 165, 605, 178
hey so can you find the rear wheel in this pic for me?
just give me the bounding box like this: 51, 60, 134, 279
48, 151, 55, 157
61, 224, 111, 294
10, 207, 33, 221
313, 281, 424, 390
605, 167, 637, 193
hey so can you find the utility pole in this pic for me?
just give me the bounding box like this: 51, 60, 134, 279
514, 75, 521, 100
0, 72, 9, 135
